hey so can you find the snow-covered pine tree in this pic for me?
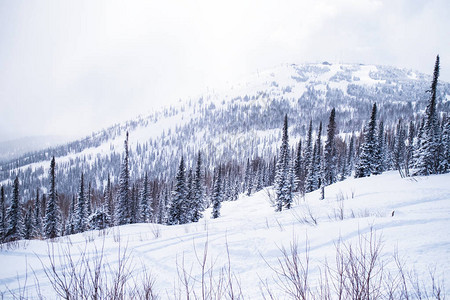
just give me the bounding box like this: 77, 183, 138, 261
130, 183, 139, 224
346, 133, 355, 177
44, 157, 61, 239
405, 121, 416, 176
5, 177, 23, 242
75, 173, 88, 233
275, 114, 292, 211
33, 188, 42, 237
185, 169, 194, 220
417, 55, 441, 175
191, 151, 204, 222
88, 205, 110, 230
245, 158, 253, 196
65, 195, 76, 235
306, 122, 323, 192
303, 120, 313, 183
105, 174, 114, 226
323, 108, 337, 186
211, 166, 222, 219
0, 186, 6, 241
440, 117, 450, 173
24, 205, 35, 240
87, 182, 92, 219
355, 103, 378, 178
139, 172, 152, 223
168, 156, 187, 225
116, 132, 131, 225
394, 119, 406, 176
293, 139, 302, 192
373, 121, 385, 175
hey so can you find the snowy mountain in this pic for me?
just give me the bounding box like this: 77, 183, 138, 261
1, 171, 449, 298
1, 62, 450, 200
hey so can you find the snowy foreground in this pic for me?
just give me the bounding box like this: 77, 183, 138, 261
1, 171, 449, 298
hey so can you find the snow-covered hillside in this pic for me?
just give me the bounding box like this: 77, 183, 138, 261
1, 171, 449, 298
1, 63, 450, 200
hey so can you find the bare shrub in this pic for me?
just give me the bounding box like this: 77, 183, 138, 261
292, 204, 318, 226
262, 229, 446, 299
173, 235, 243, 300
33, 239, 158, 300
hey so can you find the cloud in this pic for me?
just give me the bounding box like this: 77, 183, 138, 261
0, 0, 448, 141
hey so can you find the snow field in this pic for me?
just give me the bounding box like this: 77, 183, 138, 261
0, 170, 449, 298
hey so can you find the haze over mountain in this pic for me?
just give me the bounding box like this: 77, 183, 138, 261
1, 62, 449, 201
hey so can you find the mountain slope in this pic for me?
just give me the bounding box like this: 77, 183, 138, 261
1, 63, 450, 199
0, 171, 449, 298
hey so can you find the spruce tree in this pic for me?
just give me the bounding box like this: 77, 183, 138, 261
355, 104, 378, 178
65, 195, 76, 235
323, 108, 337, 185
405, 121, 416, 176
168, 156, 187, 225
44, 157, 61, 239
293, 140, 302, 192
105, 174, 114, 226
24, 205, 36, 240
244, 158, 253, 196
139, 172, 152, 223
116, 132, 130, 225
75, 173, 88, 233
33, 188, 42, 237
303, 120, 313, 181
275, 114, 292, 211
191, 152, 204, 222
373, 121, 385, 175
394, 119, 406, 175
440, 117, 450, 173
417, 55, 441, 175
5, 177, 23, 242
346, 133, 355, 177
0, 186, 6, 241
211, 166, 222, 219
306, 122, 323, 191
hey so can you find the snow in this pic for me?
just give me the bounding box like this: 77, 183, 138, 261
1, 171, 449, 298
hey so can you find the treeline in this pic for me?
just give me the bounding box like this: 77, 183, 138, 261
0, 56, 449, 241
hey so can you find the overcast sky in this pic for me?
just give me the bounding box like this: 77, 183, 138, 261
0, 0, 449, 142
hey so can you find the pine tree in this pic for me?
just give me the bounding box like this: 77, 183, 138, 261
44, 157, 61, 238
5, 177, 23, 242
116, 132, 130, 225
211, 166, 222, 219
244, 158, 253, 196
306, 122, 323, 192
65, 195, 76, 235
355, 104, 378, 178
346, 133, 355, 177
417, 55, 441, 175
440, 117, 450, 173
405, 121, 416, 176
191, 152, 204, 222
24, 205, 36, 240
293, 139, 302, 192
33, 188, 42, 237
275, 114, 292, 211
75, 173, 88, 233
0, 186, 6, 241
139, 172, 152, 223
323, 108, 337, 186
394, 119, 406, 176
168, 156, 187, 225
373, 121, 385, 175
87, 182, 92, 219
105, 174, 114, 226
303, 120, 313, 181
